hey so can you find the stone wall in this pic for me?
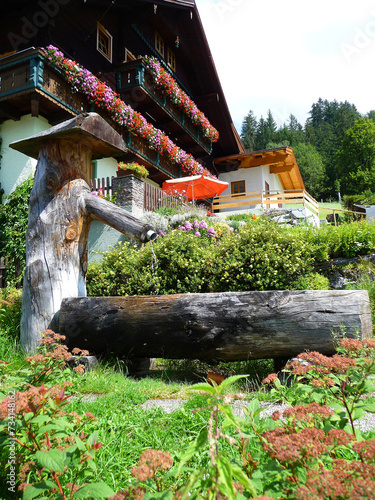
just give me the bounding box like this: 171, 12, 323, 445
112, 174, 144, 218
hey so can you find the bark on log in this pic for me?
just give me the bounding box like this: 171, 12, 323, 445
58, 290, 372, 362
10, 113, 156, 353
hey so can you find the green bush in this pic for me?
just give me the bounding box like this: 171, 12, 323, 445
87, 230, 215, 296
291, 272, 331, 290
0, 288, 22, 339
0, 176, 33, 286
318, 220, 375, 258
87, 219, 323, 296
207, 219, 320, 292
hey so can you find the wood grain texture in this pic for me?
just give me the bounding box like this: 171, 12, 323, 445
13, 114, 155, 353
58, 290, 372, 362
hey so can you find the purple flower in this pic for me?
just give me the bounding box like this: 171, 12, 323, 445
184, 221, 193, 231
195, 231, 201, 237
193, 220, 199, 228
207, 227, 216, 237
199, 220, 208, 229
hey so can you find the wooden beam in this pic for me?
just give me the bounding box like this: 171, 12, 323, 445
270, 163, 294, 174
238, 151, 292, 169
30, 92, 39, 118
0, 102, 21, 121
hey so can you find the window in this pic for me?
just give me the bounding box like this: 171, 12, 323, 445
97, 23, 112, 62
155, 31, 164, 57
231, 180, 245, 196
167, 48, 176, 71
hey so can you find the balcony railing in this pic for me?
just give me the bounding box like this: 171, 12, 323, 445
0, 48, 87, 116
0, 49, 181, 183
213, 189, 319, 217
116, 58, 213, 156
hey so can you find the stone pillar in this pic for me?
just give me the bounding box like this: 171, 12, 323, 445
112, 174, 144, 218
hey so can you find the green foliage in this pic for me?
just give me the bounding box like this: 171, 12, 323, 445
293, 142, 326, 198
207, 220, 319, 292
291, 272, 330, 290
87, 230, 215, 297
337, 118, 375, 195
0, 288, 22, 340
0, 332, 115, 500
305, 98, 361, 197
117, 161, 149, 178
0, 176, 33, 286
343, 190, 375, 211
317, 220, 375, 258
345, 267, 375, 325
88, 219, 326, 297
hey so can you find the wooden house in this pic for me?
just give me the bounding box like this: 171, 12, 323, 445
213, 146, 319, 224
0, 0, 244, 201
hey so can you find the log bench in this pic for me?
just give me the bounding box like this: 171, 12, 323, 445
58, 290, 372, 364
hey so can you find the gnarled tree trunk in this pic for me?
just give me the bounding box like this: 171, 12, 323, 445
11, 113, 156, 353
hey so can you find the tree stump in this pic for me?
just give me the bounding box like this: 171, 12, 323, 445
10, 113, 156, 353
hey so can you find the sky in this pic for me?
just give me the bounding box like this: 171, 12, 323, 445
195, 0, 375, 133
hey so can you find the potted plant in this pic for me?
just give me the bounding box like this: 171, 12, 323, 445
117, 162, 149, 178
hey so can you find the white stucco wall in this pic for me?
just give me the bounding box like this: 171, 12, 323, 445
0, 115, 50, 195
218, 166, 284, 212
94, 157, 118, 179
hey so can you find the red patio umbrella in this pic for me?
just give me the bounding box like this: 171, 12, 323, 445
162, 175, 229, 202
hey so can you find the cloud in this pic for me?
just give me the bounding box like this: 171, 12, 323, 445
196, 0, 375, 130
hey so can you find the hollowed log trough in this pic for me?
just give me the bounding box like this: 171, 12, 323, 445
58, 290, 372, 363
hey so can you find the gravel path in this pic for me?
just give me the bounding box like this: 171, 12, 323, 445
140, 398, 375, 432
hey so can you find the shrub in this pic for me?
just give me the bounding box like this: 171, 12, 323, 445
0, 288, 22, 340
292, 272, 331, 290
318, 220, 375, 258
207, 219, 320, 292
88, 219, 325, 296
87, 229, 215, 296
0, 176, 33, 287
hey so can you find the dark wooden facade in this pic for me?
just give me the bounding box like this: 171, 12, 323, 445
0, 0, 244, 185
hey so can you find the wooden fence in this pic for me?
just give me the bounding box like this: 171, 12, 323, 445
0, 257, 8, 289
91, 177, 184, 212
144, 182, 186, 212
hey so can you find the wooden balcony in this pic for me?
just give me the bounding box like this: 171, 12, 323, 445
213, 189, 319, 217
0, 48, 87, 123
116, 58, 213, 158
0, 49, 182, 183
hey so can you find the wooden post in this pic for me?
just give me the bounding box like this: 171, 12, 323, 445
10, 113, 156, 353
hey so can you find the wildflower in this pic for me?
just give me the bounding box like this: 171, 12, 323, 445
339, 338, 363, 352
262, 373, 278, 385
73, 364, 85, 374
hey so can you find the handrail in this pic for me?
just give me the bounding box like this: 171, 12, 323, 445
213, 189, 319, 216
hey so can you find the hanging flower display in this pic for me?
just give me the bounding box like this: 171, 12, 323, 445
42, 46, 216, 178
143, 56, 219, 142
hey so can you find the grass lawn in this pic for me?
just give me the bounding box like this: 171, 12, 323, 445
318, 201, 343, 220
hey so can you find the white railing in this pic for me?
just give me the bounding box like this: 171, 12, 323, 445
213, 189, 319, 217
